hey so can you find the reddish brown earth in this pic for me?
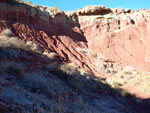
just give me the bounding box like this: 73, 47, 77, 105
0, 3, 94, 73
0, 3, 150, 76
1, 2, 150, 113
80, 9, 150, 72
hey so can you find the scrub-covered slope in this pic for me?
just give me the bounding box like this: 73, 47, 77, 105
1, 1, 150, 112
0, 28, 136, 113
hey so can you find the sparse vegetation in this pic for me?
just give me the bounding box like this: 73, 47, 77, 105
120, 89, 132, 97
129, 75, 150, 94
0, 29, 41, 53
59, 63, 80, 75
0, 1, 149, 113
48, 6, 63, 17
94, 54, 116, 75
42, 51, 57, 59
0, 43, 141, 113
26, 1, 32, 4
124, 71, 132, 75
0, 28, 14, 37
106, 66, 150, 96
0, 28, 145, 112
91, 53, 97, 59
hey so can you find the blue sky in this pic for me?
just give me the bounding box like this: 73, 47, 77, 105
24, 0, 150, 11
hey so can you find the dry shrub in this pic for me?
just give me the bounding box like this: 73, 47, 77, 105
59, 63, 80, 75
26, 40, 42, 52
0, 29, 41, 53
48, 7, 63, 16
95, 54, 113, 74
22, 72, 68, 95
42, 51, 57, 59
0, 28, 14, 37
105, 66, 150, 96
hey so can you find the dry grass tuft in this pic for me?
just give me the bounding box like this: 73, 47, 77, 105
0, 28, 14, 37
59, 63, 80, 75
106, 66, 150, 95
42, 51, 57, 59
0, 29, 41, 53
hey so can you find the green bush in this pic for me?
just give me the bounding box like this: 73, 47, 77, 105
26, 1, 32, 4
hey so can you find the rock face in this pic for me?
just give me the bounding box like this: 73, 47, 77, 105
79, 9, 150, 72
76, 5, 112, 15
0, 2, 150, 76
0, 2, 93, 73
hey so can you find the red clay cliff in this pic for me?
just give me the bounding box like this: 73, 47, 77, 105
0, 2, 150, 76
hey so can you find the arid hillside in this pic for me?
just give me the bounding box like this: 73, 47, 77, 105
1, 0, 150, 113
1, 1, 150, 75
0, 28, 137, 113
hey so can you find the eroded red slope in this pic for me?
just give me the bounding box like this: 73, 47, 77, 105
1, 3, 150, 76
